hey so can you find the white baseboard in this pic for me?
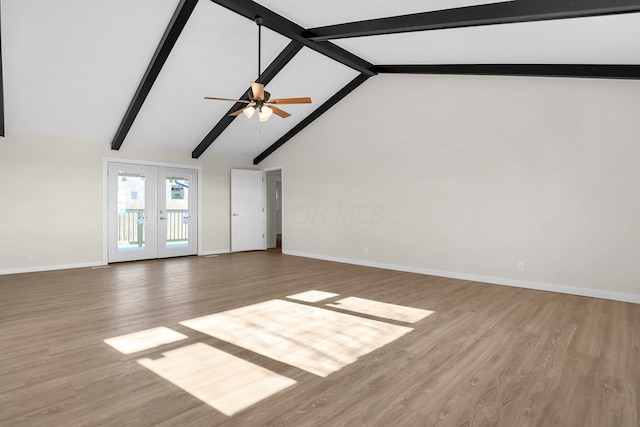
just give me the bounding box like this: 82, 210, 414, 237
283, 250, 640, 305
0, 261, 105, 276
1, 251, 233, 276
199, 249, 231, 256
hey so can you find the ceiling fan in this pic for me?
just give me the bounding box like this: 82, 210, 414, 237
204, 17, 312, 122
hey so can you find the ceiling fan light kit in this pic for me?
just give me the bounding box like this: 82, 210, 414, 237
258, 106, 273, 122
204, 17, 311, 122
243, 105, 256, 119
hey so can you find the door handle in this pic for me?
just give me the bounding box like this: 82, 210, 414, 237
159, 216, 167, 220
232, 213, 240, 216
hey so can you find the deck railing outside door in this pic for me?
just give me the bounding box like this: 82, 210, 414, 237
118, 209, 189, 246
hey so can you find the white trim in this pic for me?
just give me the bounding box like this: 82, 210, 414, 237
283, 250, 640, 305
230, 169, 267, 252
0, 250, 231, 275
199, 249, 231, 256
102, 156, 202, 171
197, 167, 203, 256
262, 171, 267, 250
102, 159, 109, 265
261, 165, 284, 172
102, 158, 203, 262
0, 261, 104, 276
262, 166, 283, 251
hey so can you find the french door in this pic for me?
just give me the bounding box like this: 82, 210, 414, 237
107, 162, 198, 263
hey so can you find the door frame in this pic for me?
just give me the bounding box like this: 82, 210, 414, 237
107, 162, 159, 263
102, 157, 202, 265
230, 169, 267, 252
262, 166, 283, 250
156, 166, 199, 259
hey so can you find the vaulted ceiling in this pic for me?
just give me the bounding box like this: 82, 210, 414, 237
2, 0, 640, 164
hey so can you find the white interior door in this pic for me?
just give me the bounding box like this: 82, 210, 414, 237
108, 162, 198, 263
231, 169, 266, 252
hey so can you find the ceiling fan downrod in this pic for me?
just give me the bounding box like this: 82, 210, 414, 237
255, 17, 264, 85
203, 14, 310, 122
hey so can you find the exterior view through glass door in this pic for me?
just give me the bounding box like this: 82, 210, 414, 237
157, 168, 197, 258
108, 162, 198, 263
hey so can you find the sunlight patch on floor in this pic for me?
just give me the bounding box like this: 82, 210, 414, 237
103, 292, 435, 416
180, 299, 412, 377
104, 326, 188, 355
138, 343, 296, 416
286, 290, 339, 302
327, 296, 434, 323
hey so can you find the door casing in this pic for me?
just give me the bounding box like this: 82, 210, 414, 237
231, 169, 266, 252
102, 158, 202, 265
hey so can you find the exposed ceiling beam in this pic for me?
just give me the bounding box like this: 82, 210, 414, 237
253, 73, 371, 165
192, 40, 303, 159
305, 0, 640, 41
208, 0, 376, 76
373, 64, 640, 80
0, 7, 4, 137
111, 0, 198, 150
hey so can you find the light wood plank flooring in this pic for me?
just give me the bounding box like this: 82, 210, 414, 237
1, 252, 638, 426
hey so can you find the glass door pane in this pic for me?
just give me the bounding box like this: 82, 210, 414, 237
108, 163, 197, 262
117, 172, 147, 252
157, 167, 198, 259
164, 176, 189, 249
107, 163, 158, 263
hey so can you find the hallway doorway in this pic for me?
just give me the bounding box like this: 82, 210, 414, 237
265, 169, 282, 253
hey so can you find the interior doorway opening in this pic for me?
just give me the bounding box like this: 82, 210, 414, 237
265, 169, 282, 253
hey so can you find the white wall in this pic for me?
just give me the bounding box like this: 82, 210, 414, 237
0, 130, 254, 273
260, 74, 640, 302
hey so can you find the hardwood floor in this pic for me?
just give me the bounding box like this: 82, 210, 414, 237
1, 252, 638, 426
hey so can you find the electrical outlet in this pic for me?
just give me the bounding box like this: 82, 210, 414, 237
518, 261, 526, 272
